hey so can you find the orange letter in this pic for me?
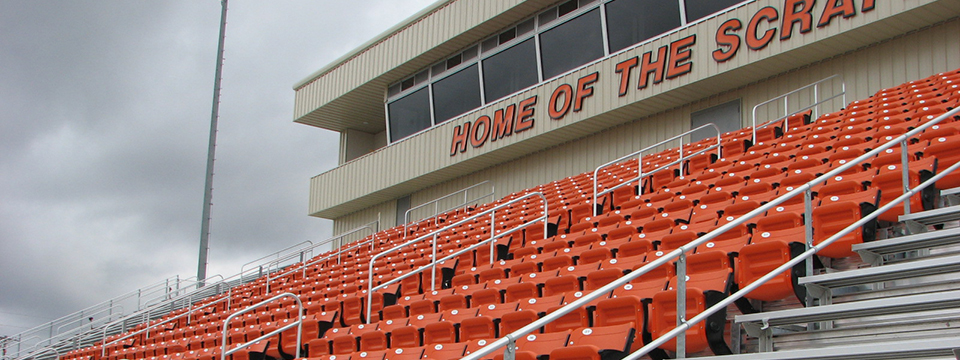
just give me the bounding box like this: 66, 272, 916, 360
450, 122, 470, 156
638, 46, 668, 90
818, 0, 856, 27
713, 19, 742, 62
747, 6, 779, 50
515, 95, 538, 132
574, 72, 599, 112
471, 116, 491, 148
490, 105, 516, 142
781, 0, 815, 40
549, 84, 573, 120
666, 35, 696, 79
615, 57, 638, 96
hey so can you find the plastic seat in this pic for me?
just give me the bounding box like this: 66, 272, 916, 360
422, 342, 467, 359
649, 288, 730, 355
871, 167, 925, 222
566, 323, 636, 355
549, 345, 602, 360
423, 321, 457, 344
389, 326, 421, 348
459, 316, 497, 342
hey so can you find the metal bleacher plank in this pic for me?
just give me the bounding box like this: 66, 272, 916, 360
941, 187, 960, 197
899, 205, 960, 226
853, 227, 960, 265
800, 254, 960, 300
736, 289, 960, 331
689, 337, 960, 360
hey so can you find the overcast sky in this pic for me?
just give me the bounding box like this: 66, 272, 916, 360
0, 0, 434, 339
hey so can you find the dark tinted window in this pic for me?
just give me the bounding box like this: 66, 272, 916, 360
606, 0, 682, 52
482, 38, 539, 102
432, 64, 481, 123
387, 87, 431, 141
684, 0, 743, 23
539, 8, 604, 79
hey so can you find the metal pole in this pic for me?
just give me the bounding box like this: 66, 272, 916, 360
198, 0, 229, 286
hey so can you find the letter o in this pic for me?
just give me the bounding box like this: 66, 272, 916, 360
549, 84, 573, 120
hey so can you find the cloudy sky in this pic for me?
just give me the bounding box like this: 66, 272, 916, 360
0, 0, 434, 340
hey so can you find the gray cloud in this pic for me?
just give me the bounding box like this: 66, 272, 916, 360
0, 0, 434, 339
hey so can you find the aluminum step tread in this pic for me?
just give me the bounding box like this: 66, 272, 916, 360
687, 337, 960, 360
736, 289, 960, 327
853, 227, 960, 262
899, 205, 960, 225
799, 254, 960, 289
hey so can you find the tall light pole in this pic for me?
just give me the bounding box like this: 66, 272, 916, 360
198, 0, 228, 286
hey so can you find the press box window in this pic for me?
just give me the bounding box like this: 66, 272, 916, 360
684, 0, 744, 23
605, 0, 681, 53
539, 8, 604, 79
387, 87, 431, 142
482, 38, 539, 102
432, 64, 481, 124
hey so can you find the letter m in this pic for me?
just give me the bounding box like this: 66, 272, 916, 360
490, 105, 516, 142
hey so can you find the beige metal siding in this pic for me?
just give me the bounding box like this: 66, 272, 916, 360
325, 16, 960, 224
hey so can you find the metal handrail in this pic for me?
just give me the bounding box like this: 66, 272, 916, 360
592, 123, 722, 216
403, 180, 496, 236
140, 276, 207, 310
368, 192, 548, 323
18, 314, 122, 360
465, 106, 960, 360
239, 240, 313, 282
263, 222, 379, 284
265, 223, 379, 293
3, 336, 40, 360
54, 305, 122, 335
752, 74, 846, 144
98, 273, 236, 355
15, 345, 58, 360
2, 274, 183, 356
99, 292, 233, 357
220, 293, 302, 360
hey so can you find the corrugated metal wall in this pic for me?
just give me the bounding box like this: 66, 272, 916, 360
311, 0, 957, 219
331, 17, 960, 231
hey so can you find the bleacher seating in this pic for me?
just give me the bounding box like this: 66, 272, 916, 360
52, 67, 960, 360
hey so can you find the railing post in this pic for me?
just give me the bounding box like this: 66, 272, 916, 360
504, 336, 516, 360
901, 139, 912, 215
803, 189, 815, 309
489, 211, 496, 265
430, 234, 438, 292
676, 252, 687, 358
813, 83, 820, 120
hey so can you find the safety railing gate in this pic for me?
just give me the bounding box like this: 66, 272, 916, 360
403, 181, 496, 236
465, 105, 960, 360
752, 74, 846, 144
592, 123, 722, 216
367, 192, 548, 323
220, 293, 303, 360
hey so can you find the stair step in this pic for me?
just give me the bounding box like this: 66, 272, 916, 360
736, 289, 960, 336
941, 187, 960, 197
899, 205, 960, 226
690, 337, 960, 360
800, 254, 960, 300
853, 227, 960, 265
